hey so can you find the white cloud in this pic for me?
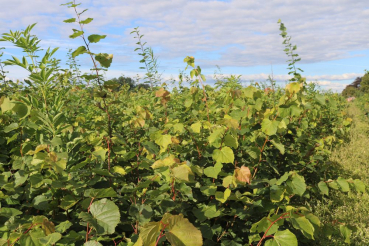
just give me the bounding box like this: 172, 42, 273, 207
1, 0, 368, 69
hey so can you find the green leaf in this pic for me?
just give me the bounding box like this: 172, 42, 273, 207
33, 195, 50, 210
208, 128, 225, 148
39, 232, 62, 245
287, 173, 306, 196
215, 188, 231, 203
290, 216, 315, 239
92, 148, 107, 163
112, 166, 126, 175
84, 187, 118, 198
80, 18, 93, 24
270, 139, 285, 154
63, 18, 76, 23
261, 119, 279, 136
154, 134, 172, 151
315, 94, 326, 105
88, 198, 120, 235
4, 123, 19, 133
204, 163, 223, 179
139, 222, 161, 246
88, 34, 106, 43
12, 103, 30, 119
59, 195, 79, 210
193, 205, 220, 222
285, 82, 302, 94
172, 165, 193, 182
19, 228, 44, 246
190, 121, 201, 133
250, 217, 279, 235
337, 177, 350, 192
339, 225, 352, 244
318, 181, 329, 196
0, 97, 14, 112
84, 241, 103, 246
212, 147, 234, 164
72, 46, 87, 58
95, 53, 113, 68
164, 214, 203, 246
14, 170, 28, 187
224, 134, 238, 148
55, 221, 73, 233
0, 207, 22, 217
353, 179, 366, 193
142, 141, 159, 154
69, 30, 84, 39
264, 229, 297, 246
270, 185, 285, 202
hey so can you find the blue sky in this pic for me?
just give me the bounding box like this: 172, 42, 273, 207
1, 0, 368, 91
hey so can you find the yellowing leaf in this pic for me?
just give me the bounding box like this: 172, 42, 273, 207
235, 166, 252, 184
285, 82, 302, 94
172, 165, 194, 182
215, 188, 231, 203
34, 144, 48, 154
191, 121, 202, 133
151, 155, 180, 169
112, 166, 126, 175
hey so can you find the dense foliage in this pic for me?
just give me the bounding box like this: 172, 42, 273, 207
341, 72, 369, 97
0, 2, 366, 246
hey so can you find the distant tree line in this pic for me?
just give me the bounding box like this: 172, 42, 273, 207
109, 76, 150, 91
342, 71, 369, 97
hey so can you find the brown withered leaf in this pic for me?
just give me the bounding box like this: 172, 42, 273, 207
235, 166, 252, 184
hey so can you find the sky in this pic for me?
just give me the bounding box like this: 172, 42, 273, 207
0, 0, 368, 92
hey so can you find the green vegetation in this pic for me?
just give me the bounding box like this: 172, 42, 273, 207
341, 72, 369, 97
312, 100, 369, 245
0, 1, 367, 245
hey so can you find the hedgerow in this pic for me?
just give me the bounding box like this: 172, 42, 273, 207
0, 2, 366, 245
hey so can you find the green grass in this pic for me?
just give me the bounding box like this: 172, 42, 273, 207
312, 103, 369, 245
